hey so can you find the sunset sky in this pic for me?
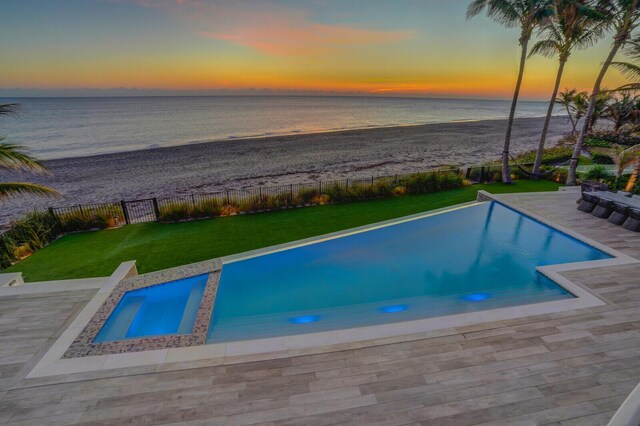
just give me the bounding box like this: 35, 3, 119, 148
0, 0, 632, 100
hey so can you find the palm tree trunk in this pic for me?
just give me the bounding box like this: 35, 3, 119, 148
567, 41, 625, 185
626, 156, 640, 192
533, 59, 566, 175
565, 104, 577, 136
502, 37, 529, 184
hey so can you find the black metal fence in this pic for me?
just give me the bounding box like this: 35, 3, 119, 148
48, 164, 507, 229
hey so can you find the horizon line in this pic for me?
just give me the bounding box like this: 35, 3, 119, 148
0, 92, 549, 103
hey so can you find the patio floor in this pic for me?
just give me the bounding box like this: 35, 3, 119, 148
1, 189, 640, 425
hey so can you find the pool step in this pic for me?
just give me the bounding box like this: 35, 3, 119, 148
96, 296, 144, 342
177, 280, 207, 334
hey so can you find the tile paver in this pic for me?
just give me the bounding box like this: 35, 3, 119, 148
1, 190, 639, 425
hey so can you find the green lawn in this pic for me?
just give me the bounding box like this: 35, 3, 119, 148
6, 180, 560, 282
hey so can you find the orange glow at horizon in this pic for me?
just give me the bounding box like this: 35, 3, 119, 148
0, 0, 632, 100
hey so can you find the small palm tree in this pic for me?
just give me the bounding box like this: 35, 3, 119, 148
530, 0, 607, 174
467, 0, 554, 183
567, 0, 640, 185
611, 143, 640, 179
571, 90, 592, 130
0, 104, 58, 200
557, 88, 580, 134
604, 93, 640, 133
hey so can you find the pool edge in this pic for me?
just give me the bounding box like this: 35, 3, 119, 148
24, 191, 640, 379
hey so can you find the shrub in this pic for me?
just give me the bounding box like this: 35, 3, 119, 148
513, 146, 573, 165
158, 201, 192, 222
191, 200, 219, 218
399, 172, 463, 194
56, 206, 121, 232
220, 204, 239, 216
391, 186, 407, 196
0, 211, 61, 269
310, 194, 330, 205
296, 188, 319, 205
585, 138, 612, 148
591, 152, 614, 165
584, 165, 610, 180
13, 244, 32, 260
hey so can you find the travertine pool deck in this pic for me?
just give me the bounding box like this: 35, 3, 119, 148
1, 190, 640, 425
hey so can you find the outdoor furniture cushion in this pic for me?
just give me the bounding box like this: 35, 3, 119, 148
578, 192, 599, 213
608, 202, 630, 226
592, 197, 614, 219
623, 208, 640, 232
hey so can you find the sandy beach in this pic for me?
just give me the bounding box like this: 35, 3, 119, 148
0, 116, 571, 224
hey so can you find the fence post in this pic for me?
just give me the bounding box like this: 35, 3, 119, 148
318, 180, 322, 194
480, 166, 485, 183
289, 184, 293, 206
78, 204, 85, 217
466, 167, 471, 179
152, 198, 160, 221
121, 200, 130, 225
371, 176, 374, 187
394, 174, 398, 185
225, 190, 230, 205
346, 178, 349, 189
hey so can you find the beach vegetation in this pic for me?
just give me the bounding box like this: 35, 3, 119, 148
3, 180, 561, 281
467, 0, 555, 184
584, 164, 610, 179
529, 0, 607, 175
591, 151, 615, 164
567, 1, 640, 185
0, 211, 61, 269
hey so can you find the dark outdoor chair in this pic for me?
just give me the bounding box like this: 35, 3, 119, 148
623, 208, 640, 232
592, 197, 614, 218
608, 202, 630, 226
581, 181, 609, 193
578, 192, 599, 213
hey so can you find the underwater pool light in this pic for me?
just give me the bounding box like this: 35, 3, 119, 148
379, 304, 408, 313
288, 315, 321, 324
461, 293, 492, 302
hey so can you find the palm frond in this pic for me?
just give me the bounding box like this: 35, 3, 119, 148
612, 61, 640, 80
0, 183, 59, 200
529, 39, 560, 58
616, 82, 640, 91
0, 139, 48, 173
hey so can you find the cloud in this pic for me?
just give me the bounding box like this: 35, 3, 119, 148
202, 24, 414, 56
121, 0, 415, 56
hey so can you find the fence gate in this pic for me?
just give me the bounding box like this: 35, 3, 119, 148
122, 198, 158, 224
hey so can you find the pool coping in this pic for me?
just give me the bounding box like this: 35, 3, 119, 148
24, 193, 640, 379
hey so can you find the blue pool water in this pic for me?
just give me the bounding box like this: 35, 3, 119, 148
207, 202, 611, 343
95, 274, 208, 342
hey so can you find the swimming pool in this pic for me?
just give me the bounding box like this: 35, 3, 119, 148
207, 201, 611, 343
95, 274, 208, 342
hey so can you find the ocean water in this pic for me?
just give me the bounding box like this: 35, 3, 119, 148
0, 96, 551, 160
206, 202, 610, 343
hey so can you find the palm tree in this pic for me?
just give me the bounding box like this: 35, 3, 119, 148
0, 104, 58, 200
467, 0, 554, 183
530, 0, 607, 174
612, 143, 640, 179
567, 0, 640, 185
557, 88, 580, 134
604, 93, 639, 133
